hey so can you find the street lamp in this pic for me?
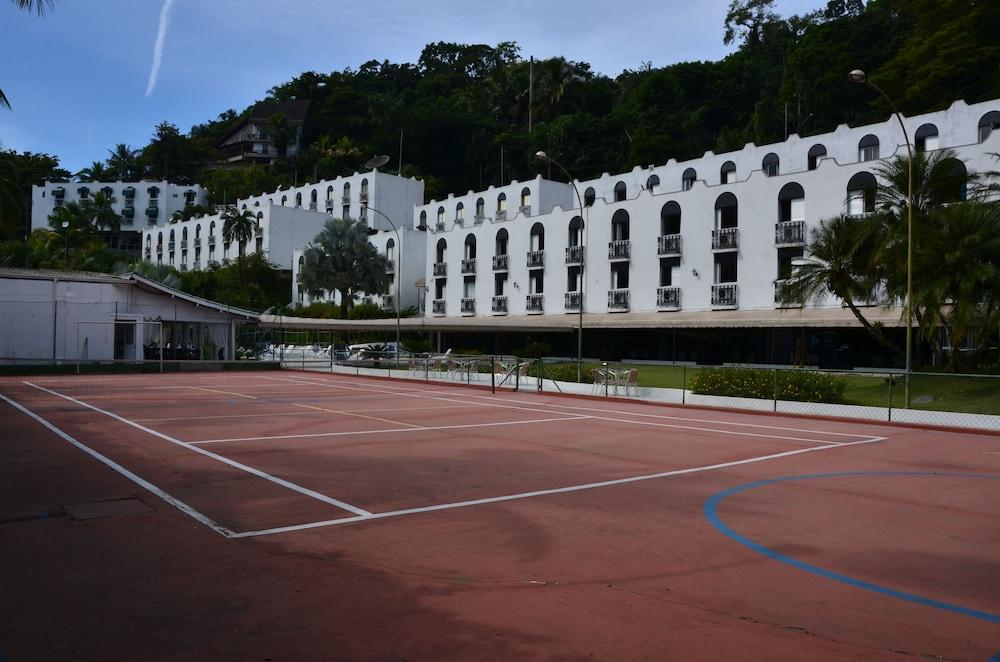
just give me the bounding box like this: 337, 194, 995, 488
535, 150, 586, 382
849, 69, 914, 407
61, 220, 70, 268
365, 204, 428, 364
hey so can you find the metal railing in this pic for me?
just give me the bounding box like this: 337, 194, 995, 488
496, 210, 507, 222
461, 297, 476, 315
526, 250, 544, 269
433, 262, 447, 277
565, 245, 584, 264
608, 288, 630, 310
712, 227, 739, 251
493, 254, 509, 271
657, 286, 681, 310
711, 283, 739, 308
492, 295, 508, 314
657, 234, 682, 256
385, 259, 395, 273
608, 240, 631, 260
774, 280, 802, 308
461, 258, 477, 274
775, 220, 806, 246
526, 294, 544, 313
432, 299, 446, 315
565, 291, 581, 311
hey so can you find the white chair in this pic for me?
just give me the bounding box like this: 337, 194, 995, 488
591, 369, 607, 395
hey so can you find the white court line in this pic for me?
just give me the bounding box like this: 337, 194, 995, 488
136, 403, 480, 423
267, 376, 868, 447
0, 393, 235, 538
190, 415, 590, 445
232, 435, 883, 538
23, 382, 373, 517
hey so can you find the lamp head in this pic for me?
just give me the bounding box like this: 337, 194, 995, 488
848, 69, 867, 84
535, 151, 548, 161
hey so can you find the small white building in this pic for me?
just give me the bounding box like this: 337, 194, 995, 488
0, 268, 258, 364
31, 181, 209, 231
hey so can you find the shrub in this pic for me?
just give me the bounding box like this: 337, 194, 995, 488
514, 341, 553, 358
539, 362, 597, 384
689, 367, 847, 404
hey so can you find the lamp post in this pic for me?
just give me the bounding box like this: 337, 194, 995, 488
61, 220, 70, 268
535, 151, 586, 382
849, 69, 914, 407
365, 204, 428, 364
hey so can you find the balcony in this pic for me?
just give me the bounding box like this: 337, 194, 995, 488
194, 237, 201, 247
564, 291, 581, 312
144, 249, 151, 259
608, 288, 630, 311
526, 250, 544, 269
180, 264, 188, 272
167, 241, 175, 250
775, 220, 806, 247
657, 286, 681, 311
255, 225, 263, 237
383, 295, 395, 311
473, 214, 485, 225
145, 206, 158, 218
384, 259, 395, 273
461, 297, 476, 315
325, 201, 334, 213
359, 193, 368, 204
492, 254, 509, 271
343, 195, 351, 205
526, 294, 544, 313
657, 234, 682, 257
122, 188, 135, 199
519, 205, 531, 217
180, 240, 188, 249
491, 295, 508, 315
712, 227, 739, 252
608, 240, 631, 261
432, 299, 446, 316
193, 260, 201, 270
122, 207, 135, 220
222, 258, 231, 265
496, 210, 507, 222
461, 258, 477, 274
565, 245, 584, 265
774, 280, 802, 308
435, 221, 445, 232
156, 246, 163, 255
711, 283, 739, 309
308, 202, 317, 211
454, 216, 465, 227
208, 235, 216, 246
433, 262, 447, 277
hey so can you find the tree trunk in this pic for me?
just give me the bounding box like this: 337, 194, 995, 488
339, 289, 350, 319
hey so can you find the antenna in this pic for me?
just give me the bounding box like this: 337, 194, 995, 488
364, 155, 390, 170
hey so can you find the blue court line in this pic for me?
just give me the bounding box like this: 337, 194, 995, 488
704, 471, 1000, 624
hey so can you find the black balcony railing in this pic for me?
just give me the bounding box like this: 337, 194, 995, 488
657, 234, 682, 256
432, 299, 446, 315
608, 288, 630, 310
493, 254, 509, 271
433, 262, 447, 277
492, 295, 507, 314
564, 291, 581, 311
565, 245, 584, 264
608, 240, 631, 260
526, 250, 544, 269
657, 286, 680, 309
526, 294, 543, 313
461, 258, 476, 274
461, 297, 476, 314
711, 283, 739, 308
775, 220, 806, 246
711, 227, 739, 251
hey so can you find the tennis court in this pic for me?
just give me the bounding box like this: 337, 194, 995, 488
1, 369, 998, 661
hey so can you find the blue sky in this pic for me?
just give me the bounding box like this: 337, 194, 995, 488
0, 0, 823, 174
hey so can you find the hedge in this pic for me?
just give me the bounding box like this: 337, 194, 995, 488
689, 367, 847, 404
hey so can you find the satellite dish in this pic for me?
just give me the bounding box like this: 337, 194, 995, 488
364, 155, 390, 170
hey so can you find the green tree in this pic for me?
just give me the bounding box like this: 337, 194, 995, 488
2, 0, 54, 109
90, 189, 122, 248
114, 260, 181, 289
267, 112, 294, 160
74, 160, 110, 182
298, 217, 391, 318
107, 143, 141, 180
221, 207, 257, 287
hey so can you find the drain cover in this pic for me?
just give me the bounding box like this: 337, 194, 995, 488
0, 509, 67, 526
63, 498, 153, 520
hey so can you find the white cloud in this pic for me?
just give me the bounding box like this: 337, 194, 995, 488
145, 0, 176, 98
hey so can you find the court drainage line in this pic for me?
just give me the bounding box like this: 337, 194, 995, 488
189, 415, 591, 445
23, 382, 373, 518
265, 376, 859, 447
285, 374, 883, 440
0, 393, 236, 539
231, 436, 883, 539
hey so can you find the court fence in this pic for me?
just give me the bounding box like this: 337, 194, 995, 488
277, 351, 1000, 433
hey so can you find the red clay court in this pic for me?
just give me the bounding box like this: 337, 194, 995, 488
1, 369, 998, 661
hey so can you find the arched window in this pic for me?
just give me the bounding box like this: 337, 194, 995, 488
611, 209, 630, 241
281, 195, 288, 206
241, 204, 247, 211
360, 178, 369, 200
145, 235, 151, 247
77, 186, 90, 198
660, 201, 681, 235
101, 186, 113, 198
437, 206, 445, 225
157, 232, 163, 246
184, 189, 196, 205
613, 181, 626, 202
386, 237, 396, 261
464, 233, 477, 259
475, 197, 485, 219
310, 189, 318, 206
495, 228, 508, 255
419, 210, 427, 228
435, 238, 447, 263
930, 158, 968, 204
326, 185, 334, 200
195, 224, 201, 238
169, 229, 175, 242
682, 168, 697, 191
182, 227, 188, 240
254, 201, 260, 207
777, 182, 805, 223
978, 111, 1000, 143
295, 192, 302, 207
343, 182, 351, 199
715, 192, 738, 228
256, 211, 264, 224
807, 144, 827, 170
209, 221, 216, 237
720, 161, 736, 184
298, 255, 304, 270
762, 153, 779, 177
497, 192, 507, 211
520, 187, 531, 209
568, 216, 584, 247
583, 187, 595, 207
148, 186, 159, 199
456, 201, 464, 220
529, 222, 545, 251
846, 172, 877, 215
858, 134, 879, 162
915, 123, 939, 152
646, 174, 660, 194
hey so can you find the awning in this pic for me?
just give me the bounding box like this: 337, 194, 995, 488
260, 305, 908, 332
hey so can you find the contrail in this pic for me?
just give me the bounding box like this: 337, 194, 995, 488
145, 0, 176, 97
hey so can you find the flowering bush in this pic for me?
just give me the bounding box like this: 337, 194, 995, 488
690, 368, 847, 404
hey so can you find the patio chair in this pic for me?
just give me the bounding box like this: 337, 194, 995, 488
624, 369, 640, 397
591, 368, 607, 395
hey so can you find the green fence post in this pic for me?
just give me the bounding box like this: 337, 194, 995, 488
603, 362, 609, 398
515, 359, 520, 392
537, 358, 543, 392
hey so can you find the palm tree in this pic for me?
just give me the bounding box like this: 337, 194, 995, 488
75, 160, 110, 182
90, 189, 122, 249
778, 214, 902, 355
114, 260, 181, 289
298, 217, 391, 318
107, 143, 141, 181
221, 207, 256, 287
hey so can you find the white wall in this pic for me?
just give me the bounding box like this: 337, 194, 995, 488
31, 181, 208, 232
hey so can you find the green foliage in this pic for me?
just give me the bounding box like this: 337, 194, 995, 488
347, 302, 388, 320
178, 252, 290, 312
0, 149, 69, 240
542, 362, 596, 384
513, 341, 552, 358
690, 367, 848, 403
